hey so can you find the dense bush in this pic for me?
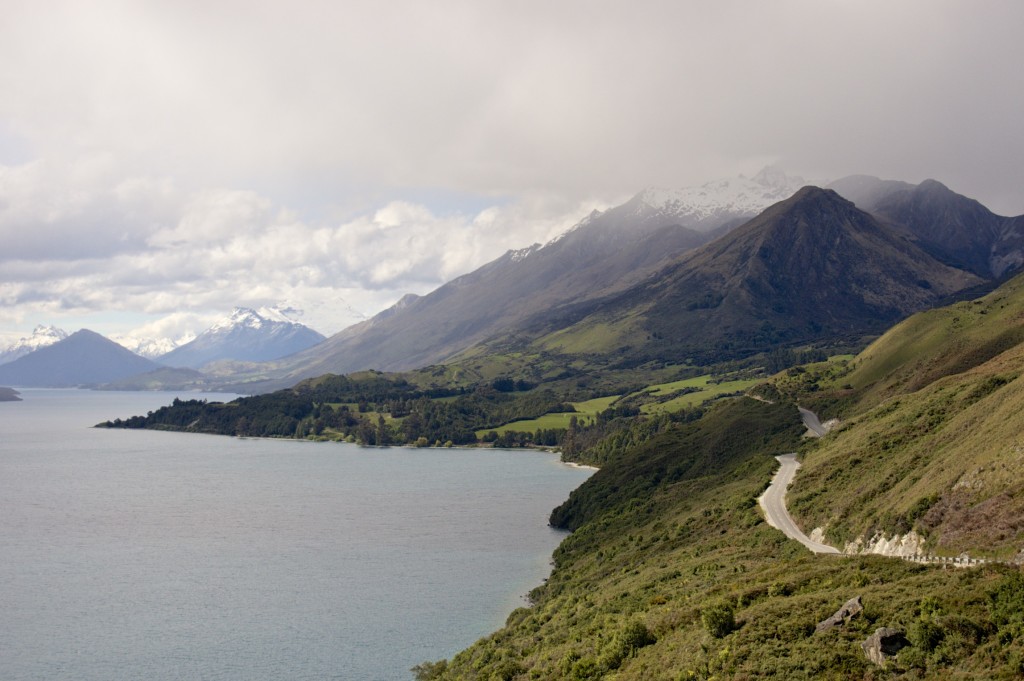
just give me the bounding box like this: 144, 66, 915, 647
702, 601, 736, 639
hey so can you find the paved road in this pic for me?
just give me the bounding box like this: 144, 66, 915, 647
758, 453, 840, 554
798, 406, 829, 437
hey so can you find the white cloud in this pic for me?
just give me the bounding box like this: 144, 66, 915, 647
0, 0, 1022, 346
0, 157, 606, 340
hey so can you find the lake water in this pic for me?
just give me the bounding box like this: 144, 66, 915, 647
0, 389, 592, 680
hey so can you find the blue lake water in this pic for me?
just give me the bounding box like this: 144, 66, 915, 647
0, 389, 592, 680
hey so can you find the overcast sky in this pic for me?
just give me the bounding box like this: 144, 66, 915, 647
2, 0, 1023, 346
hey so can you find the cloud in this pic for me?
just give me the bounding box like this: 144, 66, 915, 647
0, 160, 604, 338
0, 0, 1022, 344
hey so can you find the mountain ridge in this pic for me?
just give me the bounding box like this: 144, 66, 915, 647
475, 186, 983, 368
225, 169, 813, 390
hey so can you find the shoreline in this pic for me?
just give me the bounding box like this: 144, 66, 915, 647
562, 460, 599, 471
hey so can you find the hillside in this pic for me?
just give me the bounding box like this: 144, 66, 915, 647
777, 272, 1024, 559
424, 398, 1024, 680
415, 275, 1024, 680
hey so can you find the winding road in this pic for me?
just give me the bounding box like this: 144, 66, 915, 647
798, 406, 830, 438
758, 453, 840, 554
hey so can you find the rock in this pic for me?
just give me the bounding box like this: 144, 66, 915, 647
861, 627, 909, 666
815, 596, 863, 633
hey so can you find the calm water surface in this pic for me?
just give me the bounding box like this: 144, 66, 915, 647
0, 389, 592, 680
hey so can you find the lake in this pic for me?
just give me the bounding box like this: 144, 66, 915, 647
0, 389, 592, 680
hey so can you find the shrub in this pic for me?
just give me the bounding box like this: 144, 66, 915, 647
602, 620, 657, 670
702, 601, 736, 638
910, 619, 945, 653
989, 570, 1024, 627
411, 659, 448, 680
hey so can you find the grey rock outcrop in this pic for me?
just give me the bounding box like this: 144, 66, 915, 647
861, 627, 909, 666
815, 596, 863, 634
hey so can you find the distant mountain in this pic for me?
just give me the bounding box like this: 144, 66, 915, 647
245, 168, 806, 388
112, 334, 192, 359
0, 325, 69, 365
489, 187, 984, 366
0, 329, 163, 387
157, 307, 326, 369
829, 175, 1024, 278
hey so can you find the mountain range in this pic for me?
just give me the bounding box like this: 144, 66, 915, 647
220, 171, 1022, 392
0, 307, 325, 388
228, 169, 811, 389
482, 186, 983, 367
5, 169, 1022, 394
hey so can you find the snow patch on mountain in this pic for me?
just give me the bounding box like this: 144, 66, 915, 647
112, 333, 195, 359
0, 325, 69, 365
635, 166, 807, 230
206, 306, 306, 333
537, 166, 808, 256
509, 244, 541, 262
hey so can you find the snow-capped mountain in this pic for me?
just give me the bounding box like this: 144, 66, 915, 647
0, 325, 69, 365
112, 333, 195, 359
157, 307, 326, 369
627, 166, 808, 232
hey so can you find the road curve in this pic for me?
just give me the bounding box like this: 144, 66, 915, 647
798, 406, 829, 438
758, 453, 840, 554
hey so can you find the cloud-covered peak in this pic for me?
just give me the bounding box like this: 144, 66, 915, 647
630, 168, 808, 231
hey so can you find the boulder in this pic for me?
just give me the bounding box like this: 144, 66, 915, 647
815, 595, 863, 633
861, 627, 909, 666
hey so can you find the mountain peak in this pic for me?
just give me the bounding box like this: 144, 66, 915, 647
0, 328, 161, 387
0, 325, 71, 365
159, 306, 325, 369
630, 168, 808, 232
914, 178, 957, 199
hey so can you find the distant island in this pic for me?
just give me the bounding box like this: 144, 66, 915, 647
0, 387, 21, 401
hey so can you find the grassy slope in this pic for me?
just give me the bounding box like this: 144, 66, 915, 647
429, 398, 1024, 680
426, 274, 1024, 680
783, 274, 1024, 558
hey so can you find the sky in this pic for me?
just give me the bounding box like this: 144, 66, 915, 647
2, 0, 1023, 348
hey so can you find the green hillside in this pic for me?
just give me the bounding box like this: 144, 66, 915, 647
785, 273, 1024, 558
423, 399, 1024, 680
420, 274, 1024, 680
